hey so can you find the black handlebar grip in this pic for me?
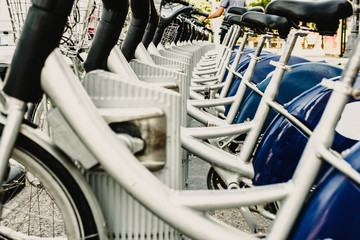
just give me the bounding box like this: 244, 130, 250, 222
177, 0, 190, 6
192, 9, 209, 17
169, 0, 189, 6
162, 0, 189, 6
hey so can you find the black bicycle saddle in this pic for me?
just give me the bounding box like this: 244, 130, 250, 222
238, 11, 293, 38
228, 6, 264, 16
266, 0, 353, 35
224, 6, 264, 24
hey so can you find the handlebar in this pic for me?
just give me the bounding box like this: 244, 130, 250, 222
191, 8, 209, 17
173, 0, 190, 6
153, 0, 209, 46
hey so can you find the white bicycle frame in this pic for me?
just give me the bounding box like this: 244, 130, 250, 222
106, 13, 334, 234
1, 32, 357, 239
1, 1, 358, 239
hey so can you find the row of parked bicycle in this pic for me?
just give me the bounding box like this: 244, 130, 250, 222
0, 0, 359, 239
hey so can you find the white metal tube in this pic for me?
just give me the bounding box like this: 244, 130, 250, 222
182, 121, 253, 139
188, 96, 235, 108
237, 30, 305, 164
186, 103, 227, 125
220, 31, 252, 98
318, 145, 360, 185
181, 131, 254, 178
226, 34, 271, 123
174, 182, 292, 211
190, 82, 225, 92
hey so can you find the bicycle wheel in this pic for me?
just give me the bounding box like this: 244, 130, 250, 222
0, 127, 100, 239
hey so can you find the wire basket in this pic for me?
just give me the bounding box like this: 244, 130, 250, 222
5, 0, 101, 57
160, 23, 180, 46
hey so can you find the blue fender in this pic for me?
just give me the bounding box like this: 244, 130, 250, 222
225, 55, 310, 115
236, 52, 276, 77
222, 48, 271, 84
229, 45, 254, 63
222, 46, 254, 84
233, 62, 342, 127
229, 45, 240, 63
249, 55, 311, 85
224, 53, 277, 102
290, 142, 360, 240
252, 75, 359, 186
228, 54, 311, 96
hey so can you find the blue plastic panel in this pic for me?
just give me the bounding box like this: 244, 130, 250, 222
290, 142, 360, 240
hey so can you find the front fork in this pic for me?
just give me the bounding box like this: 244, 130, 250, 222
0, 93, 26, 210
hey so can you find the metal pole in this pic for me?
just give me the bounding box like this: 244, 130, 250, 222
344, 0, 359, 57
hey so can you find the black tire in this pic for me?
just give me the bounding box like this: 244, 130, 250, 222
206, 167, 227, 190
0, 125, 99, 239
